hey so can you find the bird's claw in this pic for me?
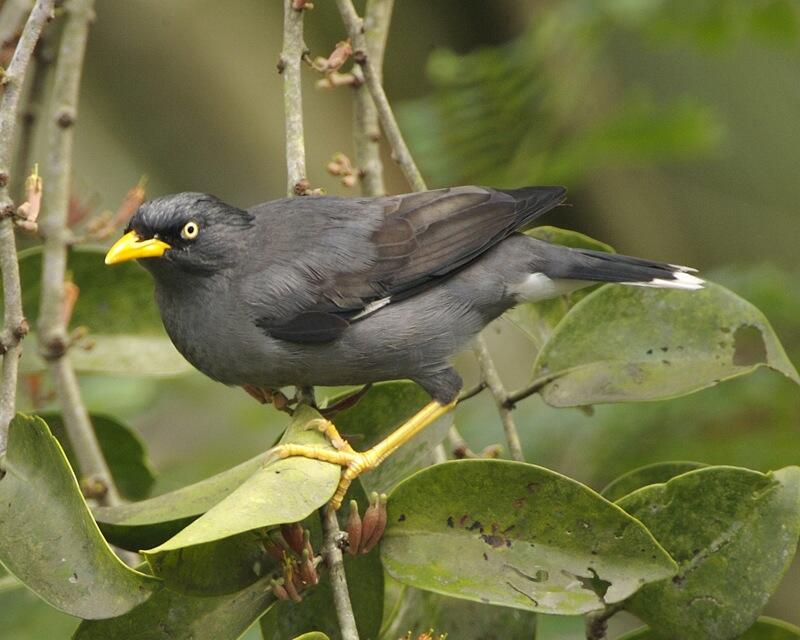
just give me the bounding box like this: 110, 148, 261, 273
305, 417, 353, 452
275, 442, 377, 510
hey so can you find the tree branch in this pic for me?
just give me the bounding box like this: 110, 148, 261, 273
37, 0, 119, 505
11, 25, 52, 201
280, 0, 307, 197
0, 0, 54, 456
351, 0, 393, 197
281, 1, 359, 633
320, 506, 360, 640
474, 335, 525, 462
336, 0, 425, 192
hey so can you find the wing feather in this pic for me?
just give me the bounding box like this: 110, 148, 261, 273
253, 185, 566, 343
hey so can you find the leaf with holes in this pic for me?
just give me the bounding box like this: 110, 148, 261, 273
529, 282, 799, 407
381, 460, 676, 615
326, 381, 453, 494
40, 412, 155, 501
0, 415, 158, 619
10, 246, 190, 376
508, 226, 615, 350
144, 406, 340, 555
601, 461, 708, 502
618, 466, 800, 639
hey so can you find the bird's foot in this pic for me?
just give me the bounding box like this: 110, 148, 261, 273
274, 443, 377, 510
305, 417, 354, 453
276, 398, 458, 510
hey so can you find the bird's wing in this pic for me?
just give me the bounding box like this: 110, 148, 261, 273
250, 185, 566, 343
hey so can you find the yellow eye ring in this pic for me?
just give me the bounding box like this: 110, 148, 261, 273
181, 221, 199, 240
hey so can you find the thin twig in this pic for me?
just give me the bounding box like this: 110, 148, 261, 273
474, 335, 525, 462
0, 0, 54, 456
351, 0, 393, 197
280, 0, 307, 197
504, 375, 553, 409
282, 0, 358, 633
320, 506, 360, 640
11, 24, 52, 201
336, 0, 425, 192
37, 0, 119, 505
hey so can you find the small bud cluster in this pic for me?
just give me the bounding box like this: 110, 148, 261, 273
14, 164, 42, 232
326, 153, 359, 188
346, 492, 387, 555
263, 522, 319, 603
311, 39, 360, 90
86, 176, 147, 239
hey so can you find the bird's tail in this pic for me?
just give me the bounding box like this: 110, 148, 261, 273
557, 248, 704, 290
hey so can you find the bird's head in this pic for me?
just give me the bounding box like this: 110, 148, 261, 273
104, 192, 254, 278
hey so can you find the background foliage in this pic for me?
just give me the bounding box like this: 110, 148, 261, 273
1, 0, 799, 638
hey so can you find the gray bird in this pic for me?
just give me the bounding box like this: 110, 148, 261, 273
105, 186, 702, 506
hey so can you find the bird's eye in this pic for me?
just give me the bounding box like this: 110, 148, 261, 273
181, 221, 199, 240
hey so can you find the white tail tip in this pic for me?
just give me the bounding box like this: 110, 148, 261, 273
624, 269, 705, 291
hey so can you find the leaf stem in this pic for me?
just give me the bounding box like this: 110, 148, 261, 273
280, 0, 307, 197
336, 0, 426, 192
320, 506, 360, 640
474, 335, 525, 462
37, 0, 119, 506
0, 0, 54, 456
351, 0, 393, 197
585, 603, 623, 640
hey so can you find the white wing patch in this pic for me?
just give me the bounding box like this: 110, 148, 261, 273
351, 296, 392, 320
509, 273, 591, 302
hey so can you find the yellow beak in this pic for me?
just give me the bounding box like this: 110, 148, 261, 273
104, 231, 172, 265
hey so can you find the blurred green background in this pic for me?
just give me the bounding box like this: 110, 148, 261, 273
6, 0, 800, 637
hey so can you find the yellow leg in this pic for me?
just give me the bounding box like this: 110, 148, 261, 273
275, 398, 457, 509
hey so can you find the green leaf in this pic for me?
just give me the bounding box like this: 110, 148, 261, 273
0, 414, 158, 618
94, 451, 271, 551
509, 226, 614, 349
291, 634, 331, 640
529, 282, 800, 407
526, 226, 615, 254
617, 616, 800, 639
146, 530, 272, 597
259, 484, 384, 640
327, 381, 453, 494
40, 412, 156, 500
380, 578, 536, 640
381, 460, 676, 615
12, 246, 191, 376
601, 461, 708, 503
74, 574, 274, 640
618, 466, 800, 639
144, 406, 339, 554
0, 583, 79, 639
